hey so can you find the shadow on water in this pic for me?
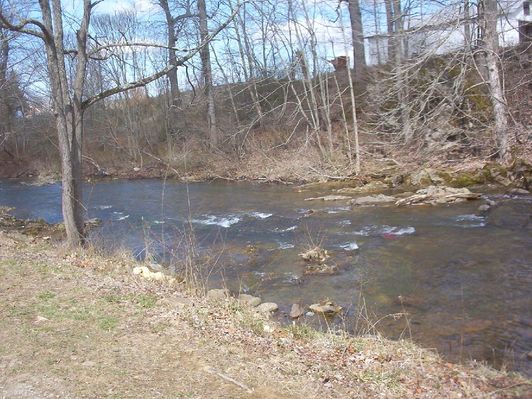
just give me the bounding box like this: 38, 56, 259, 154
1, 178, 531, 375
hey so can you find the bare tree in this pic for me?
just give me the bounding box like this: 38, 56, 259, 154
0, 0, 240, 246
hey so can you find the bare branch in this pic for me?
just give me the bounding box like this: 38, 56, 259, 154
81, 1, 245, 109
0, 12, 47, 40
88, 41, 199, 57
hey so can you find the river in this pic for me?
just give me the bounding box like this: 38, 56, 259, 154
1, 178, 531, 375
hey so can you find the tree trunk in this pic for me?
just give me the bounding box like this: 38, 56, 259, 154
384, 0, 395, 62
0, 32, 8, 94
56, 108, 85, 245
198, 0, 217, 147
483, 0, 509, 161
159, 0, 181, 106
464, 0, 472, 50
347, 0, 366, 79
0, 31, 11, 148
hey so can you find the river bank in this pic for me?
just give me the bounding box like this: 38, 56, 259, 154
0, 218, 531, 398
1, 149, 531, 191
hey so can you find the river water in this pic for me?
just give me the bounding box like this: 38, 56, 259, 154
1, 179, 531, 375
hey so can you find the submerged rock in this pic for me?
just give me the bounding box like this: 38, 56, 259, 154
477, 204, 491, 213
395, 186, 481, 206
309, 301, 342, 316
238, 294, 261, 307
463, 319, 493, 334
206, 288, 230, 301
485, 198, 497, 206
351, 194, 396, 206
304, 264, 337, 275
508, 188, 530, 195
290, 303, 305, 319
395, 295, 424, 308
304, 195, 352, 202
301, 209, 315, 218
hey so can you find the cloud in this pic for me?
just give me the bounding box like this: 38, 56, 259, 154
94, 0, 158, 15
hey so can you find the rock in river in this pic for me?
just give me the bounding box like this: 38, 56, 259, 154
395, 186, 481, 206
304, 264, 337, 275
299, 247, 330, 263
351, 194, 396, 206
508, 188, 530, 195
477, 204, 491, 213
290, 303, 306, 319
309, 301, 342, 316
304, 195, 352, 202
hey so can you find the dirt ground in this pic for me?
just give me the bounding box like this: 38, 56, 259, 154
0, 232, 530, 398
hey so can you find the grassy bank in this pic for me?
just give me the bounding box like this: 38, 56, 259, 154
0, 230, 530, 398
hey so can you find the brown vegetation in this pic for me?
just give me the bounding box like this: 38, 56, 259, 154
1, 48, 529, 183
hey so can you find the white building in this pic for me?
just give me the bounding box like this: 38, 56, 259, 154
365, 0, 531, 65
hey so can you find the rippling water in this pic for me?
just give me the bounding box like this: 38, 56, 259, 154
1, 179, 531, 375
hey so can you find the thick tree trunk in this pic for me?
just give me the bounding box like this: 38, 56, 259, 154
347, 0, 366, 79
55, 107, 85, 245
198, 0, 217, 147
483, 0, 509, 161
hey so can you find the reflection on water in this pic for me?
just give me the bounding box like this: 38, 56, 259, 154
1, 179, 531, 375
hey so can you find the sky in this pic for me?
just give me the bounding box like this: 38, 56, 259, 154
7, 0, 521, 101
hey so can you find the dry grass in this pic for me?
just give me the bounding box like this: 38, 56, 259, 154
0, 232, 530, 398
